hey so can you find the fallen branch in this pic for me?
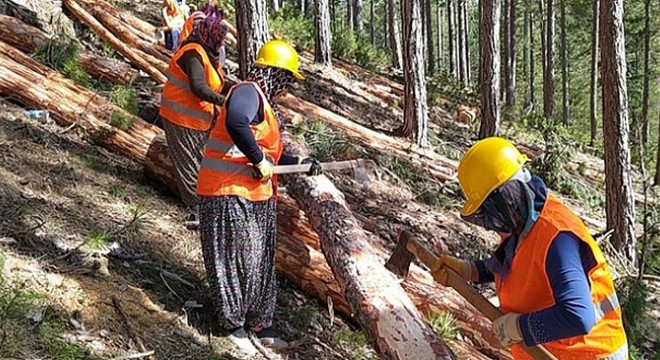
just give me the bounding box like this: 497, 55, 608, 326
110, 350, 156, 360
111, 296, 152, 357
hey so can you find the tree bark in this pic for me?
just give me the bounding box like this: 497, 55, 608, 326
505, 0, 516, 105
384, 0, 389, 48
641, 0, 651, 145
425, 0, 435, 74
348, 0, 354, 31
271, 0, 280, 12
559, 0, 568, 126
437, 2, 443, 70
538, 0, 546, 97
63, 0, 167, 83
523, 0, 530, 108
656, 115, 660, 185
463, 0, 471, 85
447, 0, 456, 78
479, 0, 501, 138
528, 0, 536, 110
589, 0, 599, 147
543, 0, 554, 121
401, 0, 429, 148
354, 0, 364, 39
0, 13, 137, 86
370, 0, 375, 46
458, 0, 468, 85
235, 0, 270, 79
600, 0, 636, 263
388, 0, 403, 70
501, 0, 508, 103
314, 0, 332, 66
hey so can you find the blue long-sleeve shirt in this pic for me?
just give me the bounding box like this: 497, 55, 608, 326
475, 232, 597, 345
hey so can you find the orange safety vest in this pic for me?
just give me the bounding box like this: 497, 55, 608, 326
496, 195, 628, 360
179, 11, 203, 45
196, 82, 283, 201
159, 42, 225, 131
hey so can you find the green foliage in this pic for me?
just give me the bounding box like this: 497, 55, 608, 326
270, 3, 315, 50
332, 328, 367, 347
426, 311, 459, 341
107, 182, 125, 198
33, 42, 90, 86
291, 120, 359, 161
84, 231, 113, 252
110, 86, 139, 115
124, 203, 152, 234
331, 30, 388, 70
110, 110, 135, 131
618, 279, 654, 360
37, 317, 97, 360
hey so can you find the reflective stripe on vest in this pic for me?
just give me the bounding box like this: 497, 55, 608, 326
205, 138, 246, 158
200, 157, 253, 177
161, 98, 214, 122
166, 71, 192, 92
594, 293, 620, 323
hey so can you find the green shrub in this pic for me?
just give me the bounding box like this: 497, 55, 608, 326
270, 3, 314, 50
110, 86, 139, 115
33, 42, 90, 86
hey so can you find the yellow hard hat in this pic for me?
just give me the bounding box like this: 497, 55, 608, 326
253, 40, 304, 80
458, 137, 528, 216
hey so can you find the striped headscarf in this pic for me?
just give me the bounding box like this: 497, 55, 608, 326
246, 66, 296, 129
196, 7, 227, 57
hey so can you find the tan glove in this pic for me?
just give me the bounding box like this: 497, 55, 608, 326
493, 312, 523, 346
430, 255, 473, 286
253, 158, 274, 181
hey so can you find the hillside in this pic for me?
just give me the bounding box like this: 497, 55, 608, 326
0, 0, 659, 359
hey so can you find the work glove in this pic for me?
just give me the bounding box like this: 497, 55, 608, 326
493, 312, 523, 346
299, 157, 323, 176
430, 255, 474, 286
253, 158, 274, 181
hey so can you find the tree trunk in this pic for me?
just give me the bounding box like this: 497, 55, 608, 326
347, 0, 354, 31
425, 0, 435, 74
560, 0, 568, 126
641, 0, 651, 145
589, 0, 599, 147
384, 0, 389, 48
656, 116, 660, 185
600, 0, 636, 263
463, 0, 471, 85
235, 0, 270, 79
501, 0, 508, 103
0, 14, 137, 86
528, 0, 536, 110
281, 135, 454, 360
271, 0, 280, 12
523, 0, 529, 107
447, 0, 456, 78
401, 0, 429, 148
387, 0, 403, 70
543, 0, 554, 121
354, 0, 364, 39
538, 0, 546, 98
437, 2, 443, 70
370, 0, 375, 46
480, 0, 501, 138
63, 0, 166, 83
314, 0, 332, 66
505, 0, 516, 105
299, 0, 305, 13
458, 0, 466, 83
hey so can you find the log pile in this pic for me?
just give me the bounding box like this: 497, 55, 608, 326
0, 14, 137, 85
0, 37, 509, 359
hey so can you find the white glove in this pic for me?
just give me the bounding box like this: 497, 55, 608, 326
493, 312, 523, 346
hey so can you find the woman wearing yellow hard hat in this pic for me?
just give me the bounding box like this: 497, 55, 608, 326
195, 40, 321, 355
431, 137, 627, 359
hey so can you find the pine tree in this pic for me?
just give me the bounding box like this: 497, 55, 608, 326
641, 0, 651, 145
354, 0, 365, 38
387, 0, 403, 69
504, 0, 516, 105
315, 0, 332, 66
543, 0, 555, 121
480, 0, 501, 138
560, 0, 568, 126
589, 0, 600, 147
235, 0, 269, 79
425, 0, 435, 74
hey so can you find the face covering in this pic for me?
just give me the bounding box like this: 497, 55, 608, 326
462, 170, 547, 280
246, 66, 295, 130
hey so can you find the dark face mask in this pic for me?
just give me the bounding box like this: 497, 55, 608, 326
461, 180, 530, 235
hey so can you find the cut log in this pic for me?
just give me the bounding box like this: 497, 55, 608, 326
1, 0, 76, 39
280, 134, 454, 359
63, 0, 167, 83
0, 14, 137, 85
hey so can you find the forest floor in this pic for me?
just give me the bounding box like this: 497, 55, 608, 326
1, 0, 659, 359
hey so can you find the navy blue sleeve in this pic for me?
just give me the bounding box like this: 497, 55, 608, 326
474, 260, 495, 283
519, 232, 596, 346
225, 85, 263, 164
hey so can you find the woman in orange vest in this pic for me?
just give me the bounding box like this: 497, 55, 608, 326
432, 138, 628, 360
196, 40, 322, 355
161, 0, 185, 51
159, 8, 226, 225
179, 0, 238, 68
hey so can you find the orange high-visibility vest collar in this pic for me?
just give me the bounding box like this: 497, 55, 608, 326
159, 42, 225, 131
179, 12, 202, 45
196, 82, 283, 201
496, 195, 628, 360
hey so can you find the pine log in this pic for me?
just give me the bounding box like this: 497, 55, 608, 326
63, 0, 167, 83
0, 14, 137, 86
280, 134, 454, 359
75, 0, 172, 65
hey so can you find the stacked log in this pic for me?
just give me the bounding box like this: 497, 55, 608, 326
0, 40, 509, 359
0, 14, 137, 85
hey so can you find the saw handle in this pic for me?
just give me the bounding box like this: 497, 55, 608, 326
399, 230, 558, 360
273, 160, 362, 175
